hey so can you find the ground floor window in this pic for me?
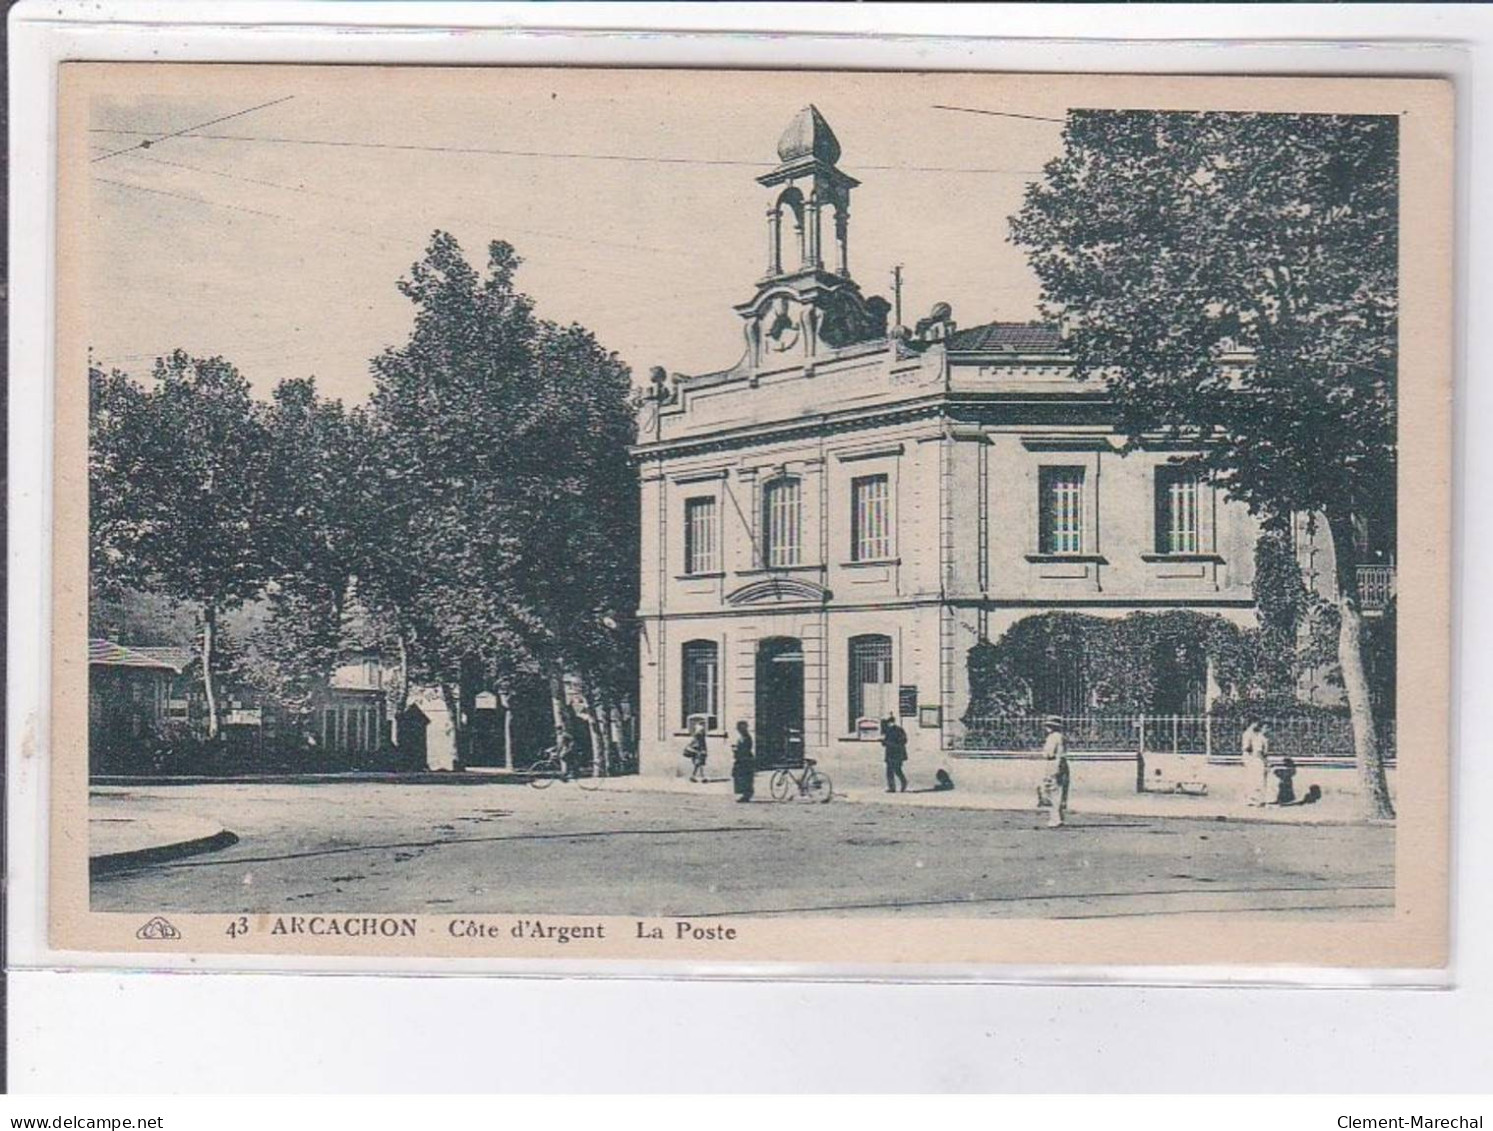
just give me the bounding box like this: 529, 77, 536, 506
848, 633, 894, 731
681, 640, 719, 730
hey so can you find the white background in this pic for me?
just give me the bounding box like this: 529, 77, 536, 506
8, 2, 1491, 1094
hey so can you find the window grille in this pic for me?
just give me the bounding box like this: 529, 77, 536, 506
848, 634, 894, 730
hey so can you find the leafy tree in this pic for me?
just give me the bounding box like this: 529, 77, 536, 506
1010, 110, 1397, 817
367, 232, 542, 762
89, 351, 273, 737
512, 321, 640, 771
249, 379, 380, 721
367, 231, 638, 770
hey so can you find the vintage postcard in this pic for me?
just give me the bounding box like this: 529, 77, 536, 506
51, 64, 1452, 969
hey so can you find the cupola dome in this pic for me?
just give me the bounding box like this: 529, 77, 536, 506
776, 105, 842, 166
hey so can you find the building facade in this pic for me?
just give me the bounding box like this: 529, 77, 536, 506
632, 106, 1268, 777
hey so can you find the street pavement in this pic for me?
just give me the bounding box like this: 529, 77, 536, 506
90, 778, 1395, 920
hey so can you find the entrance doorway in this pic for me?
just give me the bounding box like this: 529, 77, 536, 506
755, 637, 805, 767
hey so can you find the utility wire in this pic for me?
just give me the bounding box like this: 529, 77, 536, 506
91, 95, 296, 163
932, 104, 1066, 125
87, 127, 1045, 175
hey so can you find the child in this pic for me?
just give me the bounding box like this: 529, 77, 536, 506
683, 722, 709, 783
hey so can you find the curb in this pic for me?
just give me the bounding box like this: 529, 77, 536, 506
91, 771, 533, 787
90, 828, 241, 876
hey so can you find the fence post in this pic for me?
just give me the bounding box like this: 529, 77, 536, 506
1135, 714, 1146, 794
1205, 713, 1213, 760
1172, 715, 1180, 755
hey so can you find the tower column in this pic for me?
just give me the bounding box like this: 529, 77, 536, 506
835, 203, 849, 277
806, 196, 822, 269
765, 205, 782, 276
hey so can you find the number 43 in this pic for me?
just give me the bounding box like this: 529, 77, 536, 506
225, 917, 250, 939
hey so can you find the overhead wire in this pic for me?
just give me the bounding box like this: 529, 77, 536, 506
86, 127, 1047, 175
931, 104, 1067, 125
91, 95, 296, 163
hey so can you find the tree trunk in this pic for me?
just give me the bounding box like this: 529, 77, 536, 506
579, 679, 610, 779
498, 687, 514, 772
390, 631, 410, 746
547, 672, 570, 763
1325, 512, 1395, 820
201, 601, 220, 740
603, 698, 625, 765
441, 681, 464, 771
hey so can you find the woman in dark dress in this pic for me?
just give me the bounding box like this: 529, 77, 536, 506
731, 720, 756, 803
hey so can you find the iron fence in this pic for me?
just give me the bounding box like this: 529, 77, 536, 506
1356, 564, 1397, 612
960, 712, 1397, 763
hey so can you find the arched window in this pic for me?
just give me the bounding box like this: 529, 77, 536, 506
848, 634, 894, 732
681, 640, 719, 730
762, 477, 803, 567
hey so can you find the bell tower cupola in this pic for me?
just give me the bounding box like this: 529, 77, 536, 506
736, 106, 889, 368
760, 104, 856, 279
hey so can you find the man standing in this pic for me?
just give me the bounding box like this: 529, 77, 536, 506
1241, 719, 1272, 807
881, 715, 909, 793
1037, 716, 1070, 828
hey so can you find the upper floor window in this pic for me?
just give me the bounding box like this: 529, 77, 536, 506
851, 474, 892, 561
684, 496, 719, 575
762, 477, 803, 568
1155, 467, 1200, 555
681, 640, 719, 730
1039, 466, 1085, 555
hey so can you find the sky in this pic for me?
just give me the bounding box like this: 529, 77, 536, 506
77, 66, 1071, 404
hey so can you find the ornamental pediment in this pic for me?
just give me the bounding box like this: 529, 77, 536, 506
724, 576, 832, 606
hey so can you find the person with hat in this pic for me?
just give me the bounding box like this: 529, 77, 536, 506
880, 714, 909, 793
1240, 718, 1272, 807
1036, 716, 1071, 828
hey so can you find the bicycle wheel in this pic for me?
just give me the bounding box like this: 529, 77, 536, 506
769, 769, 792, 802
803, 768, 833, 804
529, 758, 559, 789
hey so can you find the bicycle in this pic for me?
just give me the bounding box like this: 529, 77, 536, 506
525, 747, 571, 789
769, 758, 833, 804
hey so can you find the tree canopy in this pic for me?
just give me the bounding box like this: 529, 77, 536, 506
1010, 111, 1396, 528
363, 231, 639, 764
1010, 109, 1398, 816
89, 231, 639, 767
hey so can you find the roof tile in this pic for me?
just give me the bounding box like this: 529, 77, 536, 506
946, 321, 1064, 354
